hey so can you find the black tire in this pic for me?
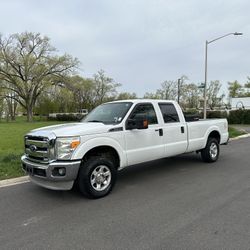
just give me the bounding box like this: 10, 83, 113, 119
201, 138, 220, 163
77, 156, 117, 199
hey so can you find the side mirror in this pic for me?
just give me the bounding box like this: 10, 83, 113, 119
127, 117, 148, 130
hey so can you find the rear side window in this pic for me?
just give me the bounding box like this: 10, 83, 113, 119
159, 103, 180, 123
129, 103, 158, 124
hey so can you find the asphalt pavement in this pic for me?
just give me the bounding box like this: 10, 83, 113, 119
1, 138, 250, 250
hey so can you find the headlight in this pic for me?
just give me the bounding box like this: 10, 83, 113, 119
56, 137, 81, 160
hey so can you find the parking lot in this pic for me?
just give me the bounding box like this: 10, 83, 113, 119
1, 138, 250, 250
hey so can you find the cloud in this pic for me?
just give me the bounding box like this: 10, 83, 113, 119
0, 0, 249, 96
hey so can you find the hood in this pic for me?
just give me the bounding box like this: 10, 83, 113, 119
28, 122, 115, 137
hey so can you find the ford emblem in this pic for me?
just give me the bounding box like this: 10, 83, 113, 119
29, 145, 37, 152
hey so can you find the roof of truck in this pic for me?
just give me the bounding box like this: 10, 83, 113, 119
109, 99, 177, 104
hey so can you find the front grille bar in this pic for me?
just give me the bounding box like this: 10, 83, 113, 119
25, 134, 56, 163
25, 139, 48, 148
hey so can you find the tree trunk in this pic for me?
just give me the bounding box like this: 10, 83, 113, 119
27, 105, 33, 122
5, 97, 15, 121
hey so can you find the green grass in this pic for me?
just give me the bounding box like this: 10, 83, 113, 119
228, 126, 247, 138
0, 120, 62, 180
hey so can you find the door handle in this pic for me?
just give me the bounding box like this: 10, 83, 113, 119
181, 126, 185, 133
155, 128, 163, 136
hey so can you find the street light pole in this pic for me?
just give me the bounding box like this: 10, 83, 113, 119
203, 32, 242, 119
177, 78, 181, 104
204, 41, 208, 119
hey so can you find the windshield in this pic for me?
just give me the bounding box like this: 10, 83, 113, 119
82, 102, 132, 124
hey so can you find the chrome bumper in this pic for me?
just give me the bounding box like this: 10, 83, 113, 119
21, 155, 81, 190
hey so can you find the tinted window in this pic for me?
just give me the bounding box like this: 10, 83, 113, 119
159, 103, 180, 123
129, 103, 158, 124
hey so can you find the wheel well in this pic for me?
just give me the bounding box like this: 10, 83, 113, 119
82, 146, 120, 169
208, 130, 221, 143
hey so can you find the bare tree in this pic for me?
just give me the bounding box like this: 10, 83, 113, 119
181, 83, 200, 109
207, 80, 223, 109
92, 70, 121, 106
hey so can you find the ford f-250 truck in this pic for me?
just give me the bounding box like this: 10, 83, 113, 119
21, 100, 229, 198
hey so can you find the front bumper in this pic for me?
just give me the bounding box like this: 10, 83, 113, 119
21, 155, 81, 190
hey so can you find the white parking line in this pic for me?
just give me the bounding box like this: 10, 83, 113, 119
0, 176, 30, 188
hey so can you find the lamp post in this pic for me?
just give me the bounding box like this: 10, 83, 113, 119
177, 78, 181, 104
203, 32, 243, 119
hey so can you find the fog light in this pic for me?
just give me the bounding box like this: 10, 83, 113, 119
52, 167, 66, 176
58, 168, 66, 176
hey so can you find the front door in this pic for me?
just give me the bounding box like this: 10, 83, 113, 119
124, 103, 165, 165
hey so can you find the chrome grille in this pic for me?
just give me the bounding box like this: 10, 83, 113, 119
25, 135, 55, 163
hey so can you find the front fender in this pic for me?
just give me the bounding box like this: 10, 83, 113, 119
72, 136, 127, 169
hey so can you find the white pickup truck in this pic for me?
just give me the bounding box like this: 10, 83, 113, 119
21, 99, 229, 198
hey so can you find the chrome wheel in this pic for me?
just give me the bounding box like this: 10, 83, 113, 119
90, 165, 111, 191
209, 142, 218, 159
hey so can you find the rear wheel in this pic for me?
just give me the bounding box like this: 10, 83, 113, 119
77, 156, 117, 198
201, 138, 220, 163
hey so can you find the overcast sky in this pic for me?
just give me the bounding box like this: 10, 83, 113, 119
0, 0, 249, 96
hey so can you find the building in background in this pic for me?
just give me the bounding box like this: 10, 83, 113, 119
231, 97, 250, 110
238, 88, 250, 96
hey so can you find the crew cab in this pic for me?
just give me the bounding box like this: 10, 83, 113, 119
21, 99, 229, 198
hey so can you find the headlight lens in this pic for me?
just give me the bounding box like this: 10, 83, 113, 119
56, 137, 81, 160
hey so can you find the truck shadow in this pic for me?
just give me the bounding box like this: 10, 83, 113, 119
117, 152, 202, 183
26, 153, 203, 202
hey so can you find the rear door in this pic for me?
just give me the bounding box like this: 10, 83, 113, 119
158, 103, 188, 157
124, 103, 165, 165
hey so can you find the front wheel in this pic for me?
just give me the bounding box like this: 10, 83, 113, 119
201, 138, 220, 163
77, 156, 117, 199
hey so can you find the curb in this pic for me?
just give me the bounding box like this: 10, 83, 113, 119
229, 133, 250, 141
0, 176, 29, 188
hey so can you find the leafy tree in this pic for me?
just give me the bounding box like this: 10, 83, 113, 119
35, 71, 122, 115
0, 87, 5, 119
5, 91, 18, 120
35, 85, 76, 115
116, 92, 137, 100
228, 80, 242, 98
245, 76, 250, 88
143, 92, 161, 99
63, 71, 121, 111
65, 75, 96, 110
0, 32, 79, 121
0, 81, 18, 120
